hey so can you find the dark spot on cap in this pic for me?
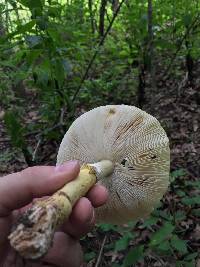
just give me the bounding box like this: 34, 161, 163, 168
109, 108, 116, 115
121, 158, 127, 166
115, 116, 143, 141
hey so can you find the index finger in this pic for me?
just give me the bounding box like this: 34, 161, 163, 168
0, 161, 80, 216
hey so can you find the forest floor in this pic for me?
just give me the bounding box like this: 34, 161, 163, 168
0, 60, 200, 267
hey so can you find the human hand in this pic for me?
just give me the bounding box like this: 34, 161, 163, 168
0, 161, 108, 267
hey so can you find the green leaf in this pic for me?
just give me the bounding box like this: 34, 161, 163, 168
105, 243, 114, 250
47, 6, 60, 18
123, 245, 144, 266
170, 169, 186, 183
176, 190, 186, 197
153, 210, 172, 221
19, 0, 43, 9
4, 111, 25, 149
25, 35, 43, 48
157, 240, 171, 252
98, 223, 117, 232
191, 209, 200, 217
35, 60, 51, 86
142, 216, 159, 227
174, 211, 186, 221
53, 59, 65, 86
26, 49, 42, 65
36, 17, 48, 30
170, 235, 188, 254
84, 251, 96, 262
40, 59, 51, 73
114, 232, 133, 251
184, 252, 198, 261
183, 14, 192, 27
185, 180, 200, 189
62, 59, 71, 72
18, 20, 36, 33
48, 28, 61, 43
170, 169, 186, 180
155, 40, 175, 50
0, 3, 5, 12
176, 261, 195, 267
184, 262, 195, 267
181, 197, 200, 206
150, 222, 175, 246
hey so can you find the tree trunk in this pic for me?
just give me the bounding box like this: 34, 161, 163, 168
147, 0, 157, 93
111, 0, 119, 13
185, 37, 194, 85
99, 0, 107, 37
88, 0, 95, 33
0, 16, 6, 37
137, 64, 146, 109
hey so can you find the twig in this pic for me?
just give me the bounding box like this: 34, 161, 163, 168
32, 138, 42, 162
24, 130, 40, 137
59, 107, 65, 125
37, 123, 64, 137
72, 0, 126, 103
177, 71, 188, 98
24, 108, 66, 139
94, 235, 107, 267
148, 253, 166, 266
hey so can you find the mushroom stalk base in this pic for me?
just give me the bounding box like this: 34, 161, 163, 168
8, 160, 113, 260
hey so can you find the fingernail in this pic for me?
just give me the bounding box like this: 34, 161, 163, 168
55, 160, 79, 172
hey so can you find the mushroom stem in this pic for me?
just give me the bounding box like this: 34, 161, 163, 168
8, 160, 114, 260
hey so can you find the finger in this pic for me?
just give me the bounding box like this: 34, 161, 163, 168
86, 184, 109, 207
61, 197, 95, 239
42, 232, 83, 267
0, 161, 80, 216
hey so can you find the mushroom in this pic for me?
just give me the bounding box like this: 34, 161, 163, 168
57, 105, 170, 223
9, 105, 170, 259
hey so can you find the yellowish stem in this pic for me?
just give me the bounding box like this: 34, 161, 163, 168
8, 160, 113, 260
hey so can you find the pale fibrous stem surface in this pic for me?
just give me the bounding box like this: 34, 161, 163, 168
8, 160, 114, 260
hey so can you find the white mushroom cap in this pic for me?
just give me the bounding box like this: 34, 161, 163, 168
57, 105, 170, 224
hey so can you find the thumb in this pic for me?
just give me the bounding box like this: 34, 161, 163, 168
0, 161, 80, 216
